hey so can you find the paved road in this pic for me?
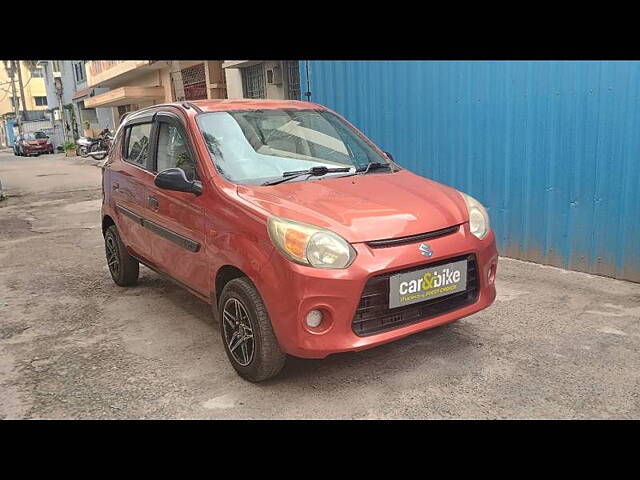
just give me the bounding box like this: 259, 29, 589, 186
1, 151, 639, 419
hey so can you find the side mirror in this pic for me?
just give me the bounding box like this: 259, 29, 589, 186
154, 168, 202, 195
384, 151, 394, 161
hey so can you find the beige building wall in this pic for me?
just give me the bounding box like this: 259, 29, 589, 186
225, 68, 244, 99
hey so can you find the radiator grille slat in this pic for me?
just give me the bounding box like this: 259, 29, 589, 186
352, 254, 480, 336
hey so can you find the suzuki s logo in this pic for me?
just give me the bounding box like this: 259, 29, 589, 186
419, 243, 433, 257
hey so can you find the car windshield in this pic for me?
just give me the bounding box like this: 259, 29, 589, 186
24, 132, 47, 140
196, 109, 389, 185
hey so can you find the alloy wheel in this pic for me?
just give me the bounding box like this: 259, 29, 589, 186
105, 234, 120, 278
222, 298, 255, 366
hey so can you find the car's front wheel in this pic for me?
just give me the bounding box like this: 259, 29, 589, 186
104, 225, 139, 286
218, 277, 286, 382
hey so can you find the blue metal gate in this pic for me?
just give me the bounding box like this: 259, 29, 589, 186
301, 61, 640, 282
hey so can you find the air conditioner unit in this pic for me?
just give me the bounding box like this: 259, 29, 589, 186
266, 65, 282, 85
53, 71, 62, 78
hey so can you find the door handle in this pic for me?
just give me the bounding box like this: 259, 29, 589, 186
112, 182, 119, 190
148, 196, 159, 209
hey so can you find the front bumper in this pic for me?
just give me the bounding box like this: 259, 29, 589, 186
23, 145, 52, 154
258, 223, 498, 358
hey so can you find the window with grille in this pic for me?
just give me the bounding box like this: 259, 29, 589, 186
181, 63, 207, 100
34, 96, 47, 106
241, 64, 266, 99
74, 62, 86, 82
284, 61, 301, 100
30, 68, 44, 78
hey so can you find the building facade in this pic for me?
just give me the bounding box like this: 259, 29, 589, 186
40, 60, 114, 144
223, 61, 301, 100
0, 61, 49, 147
84, 61, 226, 127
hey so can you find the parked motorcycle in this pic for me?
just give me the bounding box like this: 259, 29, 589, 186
76, 128, 113, 160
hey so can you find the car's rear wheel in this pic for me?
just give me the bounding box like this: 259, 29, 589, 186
104, 224, 139, 286
218, 277, 286, 382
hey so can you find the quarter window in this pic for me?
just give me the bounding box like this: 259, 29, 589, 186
125, 123, 152, 167
156, 123, 196, 181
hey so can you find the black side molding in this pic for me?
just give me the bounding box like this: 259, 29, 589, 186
115, 204, 200, 253
116, 204, 143, 226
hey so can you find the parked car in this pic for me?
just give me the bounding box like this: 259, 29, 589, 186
13, 132, 54, 156
101, 99, 498, 382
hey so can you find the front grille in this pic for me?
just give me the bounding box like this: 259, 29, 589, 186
352, 254, 479, 337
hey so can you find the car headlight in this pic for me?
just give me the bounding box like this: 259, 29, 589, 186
267, 216, 356, 269
459, 192, 490, 239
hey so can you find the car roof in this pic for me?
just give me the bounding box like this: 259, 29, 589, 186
121, 99, 327, 127
188, 99, 324, 112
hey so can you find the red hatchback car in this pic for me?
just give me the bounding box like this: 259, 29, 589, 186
101, 99, 498, 381
14, 131, 54, 156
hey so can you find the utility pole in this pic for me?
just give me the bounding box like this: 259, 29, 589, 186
16, 61, 27, 122
170, 61, 185, 101
52, 67, 68, 143
5, 61, 23, 139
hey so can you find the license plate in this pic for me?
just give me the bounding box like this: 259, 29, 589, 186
388, 259, 467, 309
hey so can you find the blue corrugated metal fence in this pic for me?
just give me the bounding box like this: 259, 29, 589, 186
301, 61, 640, 282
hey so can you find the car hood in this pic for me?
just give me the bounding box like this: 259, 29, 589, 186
236, 170, 468, 243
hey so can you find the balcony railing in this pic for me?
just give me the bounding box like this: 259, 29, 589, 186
85, 60, 154, 88
88, 60, 124, 77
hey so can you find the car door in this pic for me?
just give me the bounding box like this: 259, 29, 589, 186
109, 114, 156, 264
145, 111, 209, 295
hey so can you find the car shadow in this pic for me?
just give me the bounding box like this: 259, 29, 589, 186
135, 268, 478, 387
264, 322, 478, 386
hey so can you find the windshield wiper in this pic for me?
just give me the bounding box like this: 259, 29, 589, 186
261, 166, 352, 186
358, 162, 393, 174
333, 162, 394, 179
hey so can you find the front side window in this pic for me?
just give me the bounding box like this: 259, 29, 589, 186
125, 123, 152, 167
156, 123, 196, 181
196, 109, 388, 185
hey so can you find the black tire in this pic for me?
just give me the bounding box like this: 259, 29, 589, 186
218, 277, 286, 382
90, 153, 107, 160
78, 146, 89, 157
104, 224, 139, 287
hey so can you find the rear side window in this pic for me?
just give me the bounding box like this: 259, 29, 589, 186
125, 123, 152, 167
